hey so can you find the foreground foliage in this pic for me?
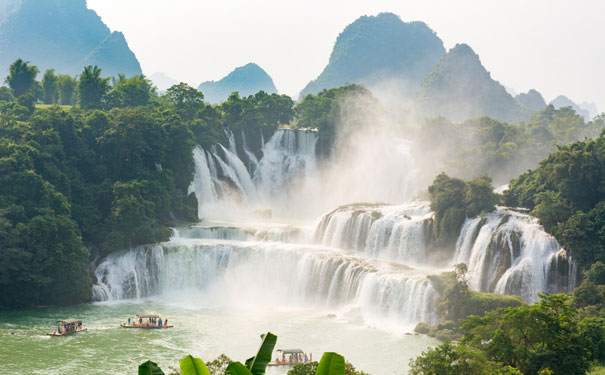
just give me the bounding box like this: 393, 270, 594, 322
141, 332, 363, 375
410, 293, 605, 375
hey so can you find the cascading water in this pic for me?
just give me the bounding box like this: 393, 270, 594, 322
188, 128, 319, 220
453, 208, 577, 302
93, 127, 578, 333
312, 201, 434, 266
312, 203, 576, 302
93, 238, 439, 327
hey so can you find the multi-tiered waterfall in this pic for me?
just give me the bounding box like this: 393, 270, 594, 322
93, 128, 576, 329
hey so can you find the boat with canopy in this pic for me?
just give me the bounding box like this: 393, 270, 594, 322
48, 319, 87, 336
120, 314, 173, 329
268, 349, 312, 366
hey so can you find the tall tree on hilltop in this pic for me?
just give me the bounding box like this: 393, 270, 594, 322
57, 74, 77, 105
166, 82, 205, 121
78, 65, 110, 109
5, 59, 39, 97
42, 69, 59, 104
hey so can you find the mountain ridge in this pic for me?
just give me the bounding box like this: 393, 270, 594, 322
198, 62, 277, 104
415, 43, 530, 123
299, 12, 446, 98
0, 0, 141, 78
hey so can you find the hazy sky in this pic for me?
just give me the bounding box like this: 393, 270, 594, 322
87, 0, 605, 111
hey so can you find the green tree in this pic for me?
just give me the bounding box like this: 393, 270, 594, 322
166, 82, 205, 121
78, 65, 110, 109
205, 354, 232, 375
572, 261, 605, 310
465, 176, 498, 217
462, 294, 593, 375
109, 74, 156, 108
56, 74, 77, 105
42, 69, 58, 104
428, 173, 468, 247
0, 86, 15, 102
5, 59, 39, 97
409, 342, 519, 375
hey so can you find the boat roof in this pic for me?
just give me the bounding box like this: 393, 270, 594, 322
277, 349, 304, 354
138, 314, 161, 318
57, 319, 80, 324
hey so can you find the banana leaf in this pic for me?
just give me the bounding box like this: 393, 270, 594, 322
244, 332, 277, 375
179, 355, 211, 375
226, 361, 254, 375
316, 352, 345, 375
138, 360, 165, 375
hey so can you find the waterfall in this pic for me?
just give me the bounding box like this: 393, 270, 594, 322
94, 127, 578, 332
92, 240, 439, 326
453, 209, 577, 302
188, 147, 218, 219
253, 129, 318, 200
188, 128, 318, 220
313, 202, 576, 302
313, 201, 434, 266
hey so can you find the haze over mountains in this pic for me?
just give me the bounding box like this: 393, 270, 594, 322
414, 43, 531, 123
299, 13, 446, 99
0, 0, 141, 78
549, 95, 596, 121
0, 4, 599, 122
198, 63, 277, 104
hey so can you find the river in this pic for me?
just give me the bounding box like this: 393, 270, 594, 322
0, 299, 437, 374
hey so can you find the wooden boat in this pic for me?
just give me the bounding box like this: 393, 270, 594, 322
120, 314, 173, 329
268, 349, 312, 366
48, 319, 87, 336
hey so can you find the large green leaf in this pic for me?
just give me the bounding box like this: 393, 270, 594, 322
226, 361, 254, 375
138, 360, 165, 375
316, 352, 345, 375
245, 332, 277, 375
179, 355, 211, 375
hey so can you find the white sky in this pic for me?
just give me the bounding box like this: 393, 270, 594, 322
87, 0, 605, 111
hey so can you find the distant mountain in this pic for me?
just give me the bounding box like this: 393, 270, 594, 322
579, 101, 599, 120
415, 44, 529, 123
198, 63, 277, 104
515, 89, 546, 114
299, 12, 445, 98
0, 0, 141, 79
149, 72, 178, 93
550, 95, 591, 121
